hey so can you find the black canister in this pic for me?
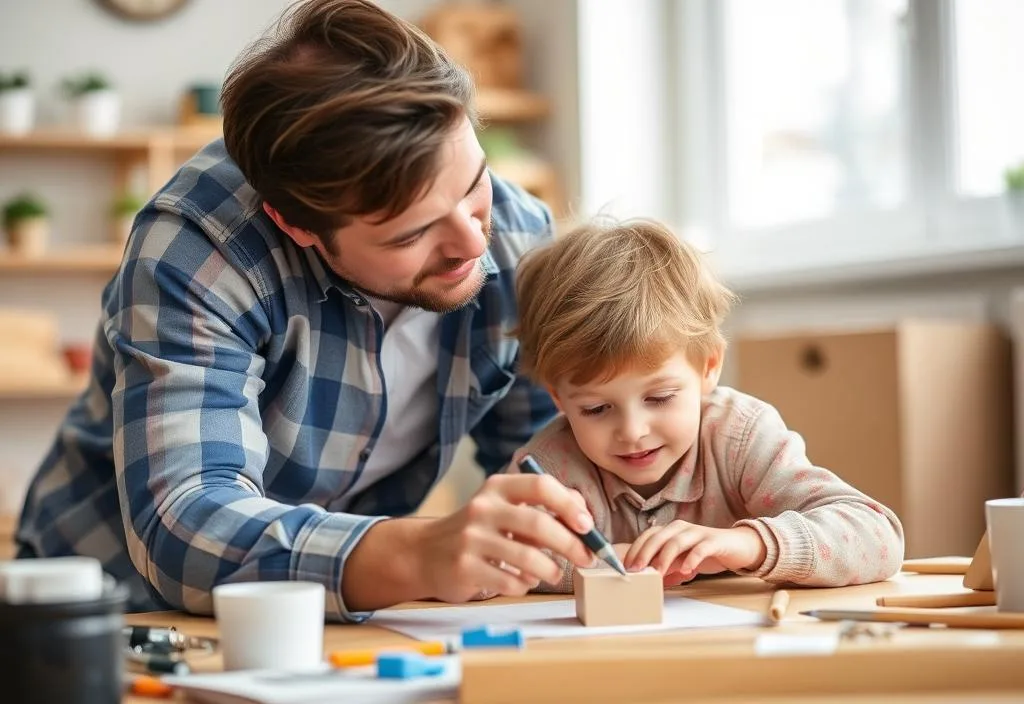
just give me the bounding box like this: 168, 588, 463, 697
0, 581, 129, 704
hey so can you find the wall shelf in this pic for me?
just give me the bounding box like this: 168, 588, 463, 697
0, 374, 87, 400
0, 126, 220, 194
0, 127, 217, 153
0, 245, 123, 274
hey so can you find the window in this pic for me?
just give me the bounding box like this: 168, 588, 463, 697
676, 0, 1024, 280
723, 0, 908, 230
953, 0, 1024, 197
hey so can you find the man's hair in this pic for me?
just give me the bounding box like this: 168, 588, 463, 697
514, 218, 738, 386
221, 0, 475, 237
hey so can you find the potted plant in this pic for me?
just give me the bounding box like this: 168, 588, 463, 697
62, 72, 120, 137
2, 192, 50, 257
0, 71, 34, 135
109, 191, 144, 245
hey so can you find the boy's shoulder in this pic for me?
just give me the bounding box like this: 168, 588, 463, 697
701, 386, 784, 438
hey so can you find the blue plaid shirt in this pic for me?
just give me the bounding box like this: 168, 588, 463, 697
15, 139, 558, 621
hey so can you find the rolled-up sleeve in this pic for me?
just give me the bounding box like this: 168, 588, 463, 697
107, 214, 383, 622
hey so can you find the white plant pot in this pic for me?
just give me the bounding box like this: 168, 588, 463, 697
74, 90, 121, 137
0, 89, 35, 135
6, 217, 49, 258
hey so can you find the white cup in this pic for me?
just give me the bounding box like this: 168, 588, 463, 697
212, 581, 326, 671
985, 498, 1024, 613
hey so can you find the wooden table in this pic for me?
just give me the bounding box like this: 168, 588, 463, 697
123, 572, 1024, 703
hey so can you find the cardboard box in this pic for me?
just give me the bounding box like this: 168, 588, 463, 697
735, 321, 1015, 558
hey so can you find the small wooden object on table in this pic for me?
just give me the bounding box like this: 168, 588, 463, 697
572, 566, 662, 626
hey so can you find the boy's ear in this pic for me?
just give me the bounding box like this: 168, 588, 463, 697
701, 351, 724, 394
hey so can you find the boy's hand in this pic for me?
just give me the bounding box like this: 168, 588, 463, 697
624, 521, 767, 587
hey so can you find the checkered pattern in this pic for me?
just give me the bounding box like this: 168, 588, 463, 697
15, 139, 558, 621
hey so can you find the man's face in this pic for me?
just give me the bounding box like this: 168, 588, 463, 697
274, 117, 494, 313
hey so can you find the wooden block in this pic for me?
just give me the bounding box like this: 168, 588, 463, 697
963, 531, 994, 591
572, 566, 662, 626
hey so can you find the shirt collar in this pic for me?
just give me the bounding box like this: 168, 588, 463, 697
601, 442, 704, 512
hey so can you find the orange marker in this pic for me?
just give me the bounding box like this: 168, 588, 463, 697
124, 674, 174, 698
329, 641, 455, 668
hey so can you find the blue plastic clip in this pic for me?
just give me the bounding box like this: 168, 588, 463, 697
460, 625, 525, 649
376, 652, 445, 680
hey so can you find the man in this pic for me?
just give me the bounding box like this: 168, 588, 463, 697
15, 0, 593, 621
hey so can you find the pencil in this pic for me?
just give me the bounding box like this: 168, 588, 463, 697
875, 591, 996, 608
328, 641, 456, 668
768, 589, 790, 623
800, 608, 1024, 629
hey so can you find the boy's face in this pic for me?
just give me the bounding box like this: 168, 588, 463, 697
551, 351, 721, 497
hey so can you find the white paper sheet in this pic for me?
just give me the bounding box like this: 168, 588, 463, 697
163, 657, 460, 704
371, 594, 766, 641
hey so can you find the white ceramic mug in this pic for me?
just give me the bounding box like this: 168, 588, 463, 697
985, 498, 1024, 613
212, 581, 326, 671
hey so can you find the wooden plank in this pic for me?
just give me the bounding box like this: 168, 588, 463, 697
460, 645, 1024, 704
902, 556, 973, 575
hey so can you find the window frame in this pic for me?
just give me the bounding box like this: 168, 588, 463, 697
673, 0, 1024, 285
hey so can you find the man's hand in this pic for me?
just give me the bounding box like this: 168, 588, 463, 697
413, 474, 596, 603
624, 521, 767, 587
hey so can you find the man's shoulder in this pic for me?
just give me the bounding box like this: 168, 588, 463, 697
134, 139, 294, 299
152, 139, 261, 239
487, 170, 555, 271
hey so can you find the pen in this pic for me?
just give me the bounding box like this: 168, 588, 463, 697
768, 589, 790, 624
518, 454, 628, 576
329, 641, 456, 668
125, 651, 191, 676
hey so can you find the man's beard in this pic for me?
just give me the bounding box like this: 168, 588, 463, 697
358, 221, 492, 314
366, 258, 487, 313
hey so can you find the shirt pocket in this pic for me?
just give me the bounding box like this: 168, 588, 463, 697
465, 343, 516, 429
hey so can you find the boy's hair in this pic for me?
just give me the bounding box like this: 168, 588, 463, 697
221, 0, 475, 239
514, 218, 738, 386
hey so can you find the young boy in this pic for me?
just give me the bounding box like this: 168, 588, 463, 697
509, 218, 905, 592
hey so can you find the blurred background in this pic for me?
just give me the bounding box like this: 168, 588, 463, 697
1, 0, 1021, 560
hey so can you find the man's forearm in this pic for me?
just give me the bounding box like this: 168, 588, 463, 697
341, 517, 432, 611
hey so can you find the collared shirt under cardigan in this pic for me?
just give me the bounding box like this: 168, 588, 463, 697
15, 139, 558, 621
